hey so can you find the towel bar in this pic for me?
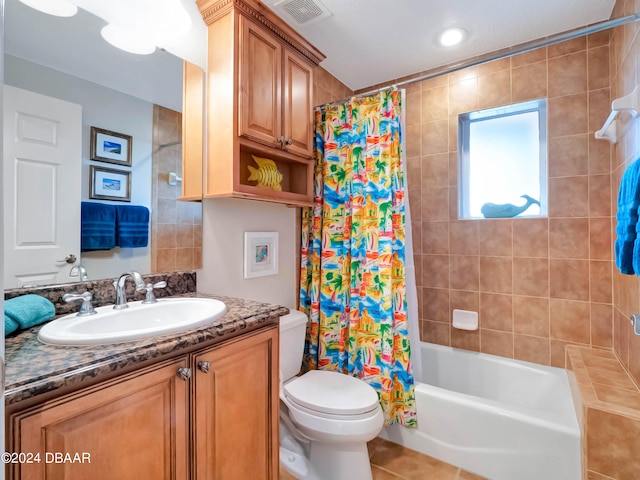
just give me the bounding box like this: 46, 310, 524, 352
595, 86, 640, 144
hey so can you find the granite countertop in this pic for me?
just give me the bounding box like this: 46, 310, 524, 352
5, 292, 289, 406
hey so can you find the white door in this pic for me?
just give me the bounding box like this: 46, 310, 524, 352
3, 85, 82, 288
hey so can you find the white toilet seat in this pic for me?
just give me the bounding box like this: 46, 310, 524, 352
283, 370, 380, 416
281, 370, 384, 444
283, 394, 384, 443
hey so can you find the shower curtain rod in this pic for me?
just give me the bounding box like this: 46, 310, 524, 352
318, 13, 640, 110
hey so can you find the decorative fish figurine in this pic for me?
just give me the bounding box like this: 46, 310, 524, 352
247, 155, 283, 191
480, 195, 540, 218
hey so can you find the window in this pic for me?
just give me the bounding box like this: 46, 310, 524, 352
458, 99, 548, 219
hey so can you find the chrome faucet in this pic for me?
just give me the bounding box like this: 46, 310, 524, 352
70, 264, 88, 281
112, 271, 146, 310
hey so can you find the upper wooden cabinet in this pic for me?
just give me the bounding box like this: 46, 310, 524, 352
239, 18, 314, 158
181, 60, 205, 201
196, 0, 324, 206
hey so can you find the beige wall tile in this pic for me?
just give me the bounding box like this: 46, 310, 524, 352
512, 62, 548, 102
514, 296, 550, 337
422, 187, 450, 221
481, 329, 514, 357
450, 255, 479, 291
514, 334, 550, 364
513, 218, 549, 257
421, 154, 449, 187
588, 46, 611, 90
423, 288, 450, 323
513, 258, 549, 297
549, 134, 589, 177
478, 69, 511, 109
548, 93, 588, 137
449, 78, 479, 116
450, 221, 479, 255
479, 256, 513, 294
478, 219, 513, 256
422, 221, 449, 254
549, 218, 590, 258
587, 409, 640, 478
423, 320, 450, 345
548, 52, 587, 97
480, 293, 513, 332
422, 255, 450, 289
422, 85, 449, 122
548, 176, 589, 217
550, 259, 590, 301
550, 299, 591, 344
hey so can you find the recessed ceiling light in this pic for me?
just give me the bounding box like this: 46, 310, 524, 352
438, 27, 467, 47
18, 0, 77, 17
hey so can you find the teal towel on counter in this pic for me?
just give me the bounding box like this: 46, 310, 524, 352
115, 205, 149, 248
4, 294, 55, 330
4, 314, 18, 335
615, 158, 640, 274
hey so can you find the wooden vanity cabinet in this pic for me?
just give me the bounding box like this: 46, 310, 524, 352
196, 0, 324, 206
193, 325, 279, 480
6, 326, 279, 480
8, 357, 190, 480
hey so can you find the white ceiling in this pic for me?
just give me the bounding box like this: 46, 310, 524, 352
263, 0, 617, 90
4, 0, 618, 107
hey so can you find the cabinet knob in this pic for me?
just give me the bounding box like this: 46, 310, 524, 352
176, 367, 192, 381
277, 136, 285, 149
285, 138, 293, 146
198, 361, 211, 373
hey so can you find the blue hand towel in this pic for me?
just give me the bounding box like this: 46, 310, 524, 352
115, 205, 150, 248
615, 159, 640, 274
4, 314, 18, 335
81, 202, 116, 251
5, 294, 55, 330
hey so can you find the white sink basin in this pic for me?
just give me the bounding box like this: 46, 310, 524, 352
38, 298, 226, 346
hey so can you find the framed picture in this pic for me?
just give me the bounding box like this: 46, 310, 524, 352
244, 232, 278, 279
89, 165, 131, 202
90, 126, 132, 166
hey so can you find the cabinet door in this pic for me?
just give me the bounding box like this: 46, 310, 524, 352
283, 49, 314, 158
193, 327, 279, 480
239, 17, 282, 149
8, 358, 189, 480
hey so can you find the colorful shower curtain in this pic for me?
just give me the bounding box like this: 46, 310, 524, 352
299, 89, 416, 427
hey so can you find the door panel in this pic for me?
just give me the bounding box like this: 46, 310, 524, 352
3, 85, 82, 288
239, 17, 282, 148
283, 49, 314, 158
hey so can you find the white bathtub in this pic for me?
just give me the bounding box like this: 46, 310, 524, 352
379, 342, 581, 480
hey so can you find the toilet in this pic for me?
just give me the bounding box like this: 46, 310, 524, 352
279, 310, 384, 480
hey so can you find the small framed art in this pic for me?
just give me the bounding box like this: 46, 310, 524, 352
90, 126, 132, 166
89, 165, 131, 202
244, 232, 279, 279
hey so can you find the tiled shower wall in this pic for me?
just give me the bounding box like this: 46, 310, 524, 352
151, 105, 203, 274
399, 32, 613, 367
611, 0, 640, 387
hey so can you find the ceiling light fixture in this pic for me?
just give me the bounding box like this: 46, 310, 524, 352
18, 0, 78, 17
100, 24, 156, 55
438, 27, 467, 47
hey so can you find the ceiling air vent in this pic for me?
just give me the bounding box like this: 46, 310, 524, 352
273, 0, 332, 26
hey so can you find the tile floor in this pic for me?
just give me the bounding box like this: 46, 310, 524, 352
280, 437, 486, 479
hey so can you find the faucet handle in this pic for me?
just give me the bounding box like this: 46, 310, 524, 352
142, 281, 167, 304
62, 291, 97, 317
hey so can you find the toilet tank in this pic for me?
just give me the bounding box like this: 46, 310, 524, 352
279, 310, 308, 382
